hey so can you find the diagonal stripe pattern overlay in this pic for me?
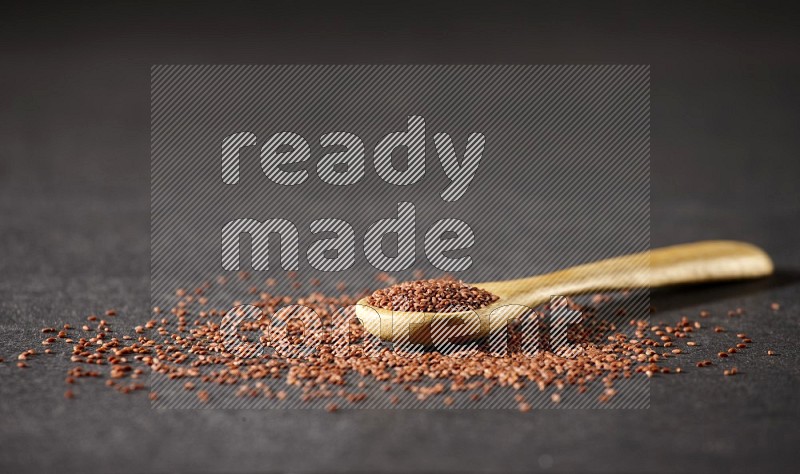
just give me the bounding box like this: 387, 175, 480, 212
151, 65, 650, 410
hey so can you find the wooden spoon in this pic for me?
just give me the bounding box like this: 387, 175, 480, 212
355, 240, 773, 344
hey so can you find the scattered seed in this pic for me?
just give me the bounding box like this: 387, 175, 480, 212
11, 278, 782, 411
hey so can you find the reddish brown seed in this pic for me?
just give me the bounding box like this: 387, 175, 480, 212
770, 302, 780, 311
17, 362, 27, 368
41, 327, 55, 333
768, 350, 776, 356
699, 310, 710, 318
551, 393, 561, 403
197, 390, 210, 403
64, 390, 75, 399
743, 338, 752, 344
718, 352, 728, 358
105, 309, 117, 316
671, 349, 682, 354
714, 326, 725, 333
686, 341, 697, 346
737, 333, 747, 339
326, 403, 338, 412
149, 392, 158, 401
675, 367, 682, 373
736, 343, 747, 349
518, 402, 531, 412
727, 348, 737, 354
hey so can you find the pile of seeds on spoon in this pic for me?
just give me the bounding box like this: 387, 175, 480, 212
5, 273, 782, 411
367, 279, 499, 312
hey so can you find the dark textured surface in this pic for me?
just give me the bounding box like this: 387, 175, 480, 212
1, 3, 800, 473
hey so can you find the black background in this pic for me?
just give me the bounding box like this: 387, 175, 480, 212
1, 2, 799, 473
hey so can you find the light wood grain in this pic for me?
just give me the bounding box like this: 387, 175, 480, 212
355, 240, 773, 343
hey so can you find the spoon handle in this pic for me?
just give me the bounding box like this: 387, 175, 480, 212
489, 240, 773, 307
